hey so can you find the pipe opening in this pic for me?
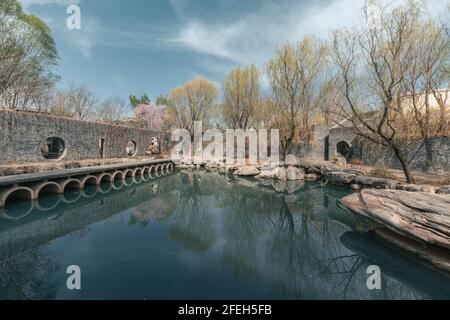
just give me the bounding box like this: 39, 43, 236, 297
3, 188, 34, 219
38, 183, 61, 198
113, 172, 123, 181
83, 177, 98, 187
37, 194, 61, 211
64, 180, 82, 191
124, 170, 133, 178
99, 174, 113, 184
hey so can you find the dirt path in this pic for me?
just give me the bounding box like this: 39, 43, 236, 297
303, 157, 449, 186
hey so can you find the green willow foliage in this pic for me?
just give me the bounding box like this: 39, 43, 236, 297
0, 0, 58, 109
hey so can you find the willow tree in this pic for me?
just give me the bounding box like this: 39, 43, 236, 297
267, 37, 327, 159
0, 0, 58, 110
330, 0, 447, 182
169, 77, 218, 138
403, 18, 449, 171
222, 64, 260, 130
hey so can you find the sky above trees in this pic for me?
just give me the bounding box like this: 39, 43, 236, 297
18, 0, 447, 102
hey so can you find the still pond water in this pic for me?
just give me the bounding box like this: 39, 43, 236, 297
0, 171, 449, 300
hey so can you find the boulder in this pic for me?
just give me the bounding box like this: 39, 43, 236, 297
341, 189, 450, 250
285, 154, 298, 167
328, 172, 356, 185
420, 185, 436, 193
286, 166, 305, 181
176, 164, 194, 170
350, 184, 361, 191
354, 176, 398, 189
303, 165, 322, 175
396, 183, 422, 192
234, 165, 260, 177
436, 186, 450, 194
205, 163, 220, 172
255, 169, 276, 180
272, 167, 287, 181
305, 173, 319, 182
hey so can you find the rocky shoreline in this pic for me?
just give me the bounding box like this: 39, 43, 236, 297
177, 156, 450, 194
176, 157, 450, 274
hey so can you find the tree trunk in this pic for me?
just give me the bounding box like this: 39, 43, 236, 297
424, 137, 433, 172
392, 145, 415, 183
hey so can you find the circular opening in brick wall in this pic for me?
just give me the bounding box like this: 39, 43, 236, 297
126, 140, 137, 157
41, 137, 66, 160
337, 141, 352, 159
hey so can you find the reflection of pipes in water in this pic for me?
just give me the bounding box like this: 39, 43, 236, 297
82, 185, 99, 199
112, 179, 124, 190
62, 190, 82, 204
37, 194, 62, 211
123, 176, 134, 187
99, 182, 113, 194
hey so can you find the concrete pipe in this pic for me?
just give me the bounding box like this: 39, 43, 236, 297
0, 187, 34, 219
29, 181, 62, 200
80, 175, 99, 188
57, 179, 82, 192
142, 166, 151, 181
111, 171, 124, 181
149, 165, 157, 180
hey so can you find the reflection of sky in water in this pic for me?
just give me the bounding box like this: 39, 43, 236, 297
0, 172, 449, 300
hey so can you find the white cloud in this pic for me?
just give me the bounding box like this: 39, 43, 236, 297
168, 0, 449, 69
168, 0, 365, 66
19, 0, 81, 8
55, 15, 169, 59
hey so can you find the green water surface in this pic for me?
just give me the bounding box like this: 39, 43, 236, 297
0, 171, 449, 300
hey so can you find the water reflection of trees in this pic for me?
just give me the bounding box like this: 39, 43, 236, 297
129, 183, 178, 226
172, 172, 441, 300
166, 172, 217, 253
220, 191, 274, 279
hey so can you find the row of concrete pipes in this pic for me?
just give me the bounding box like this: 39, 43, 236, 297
0, 162, 174, 209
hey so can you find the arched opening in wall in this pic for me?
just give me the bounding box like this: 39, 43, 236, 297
126, 140, 137, 157
147, 137, 160, 155
41, 137, 65, 160
337, 141, 352, 160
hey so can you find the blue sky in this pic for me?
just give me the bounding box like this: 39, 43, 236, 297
19, 0, 448, 102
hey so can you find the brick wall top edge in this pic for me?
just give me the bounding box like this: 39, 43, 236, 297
0, 109, 171, 135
